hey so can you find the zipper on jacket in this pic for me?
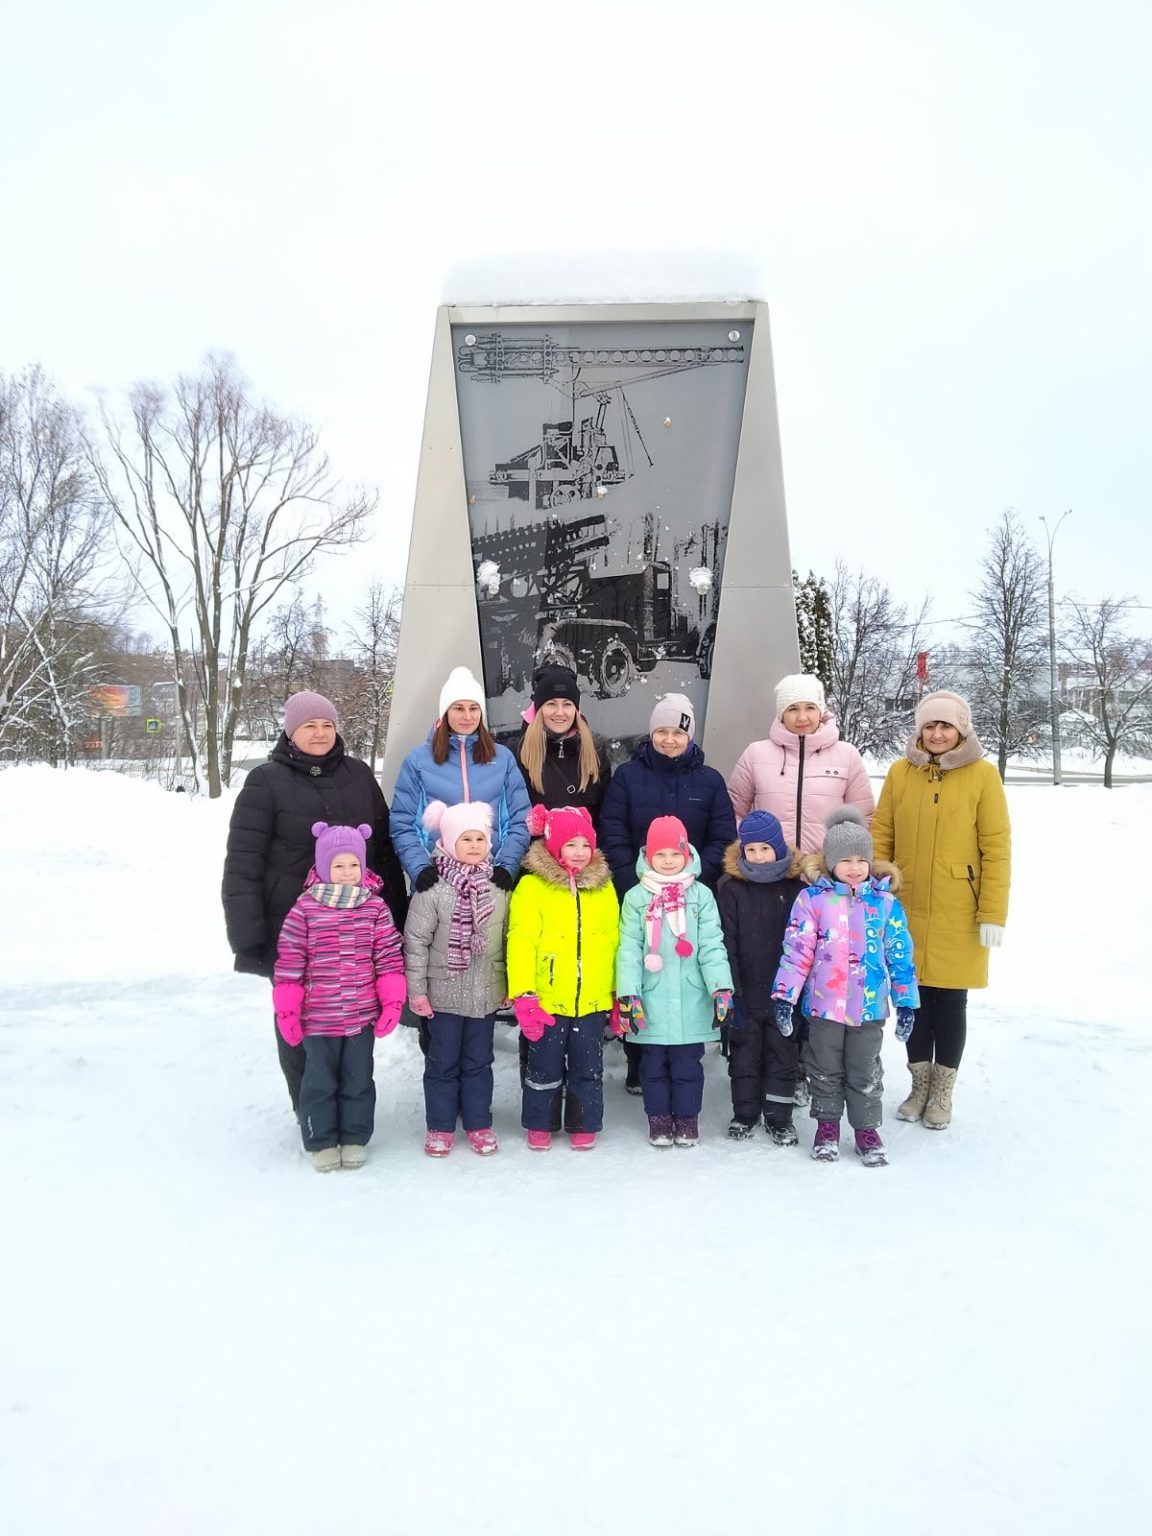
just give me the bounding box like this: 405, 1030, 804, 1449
574, 888, 583, 1018
459, 740, 472, 802
966, 863, 979, 909
795, 735, 806, 843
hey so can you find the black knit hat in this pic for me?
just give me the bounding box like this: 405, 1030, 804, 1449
532, 663, 580, 711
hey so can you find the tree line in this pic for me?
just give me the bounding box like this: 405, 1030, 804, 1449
794, 511, 1152, 787
3, 358, 1148, 791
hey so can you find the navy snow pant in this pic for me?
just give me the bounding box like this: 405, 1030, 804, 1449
423, 1011, 497, 1132
639, 1042, 707, 1119
275, 1015, 306, 1112
728, 1010, 798, 1126
522, 1013, 607, 1133
299, 1029, 376, 1151
803, 1018, 883, 1131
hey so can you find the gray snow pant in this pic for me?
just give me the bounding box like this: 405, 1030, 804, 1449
803, 1018, 884, 1131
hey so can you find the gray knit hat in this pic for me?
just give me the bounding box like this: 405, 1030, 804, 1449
823, 805, 872, 870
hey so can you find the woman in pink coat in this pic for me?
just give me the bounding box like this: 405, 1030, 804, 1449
727, 674, 875, 855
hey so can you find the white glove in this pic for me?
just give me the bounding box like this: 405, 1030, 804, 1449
979, 923, 1005, 949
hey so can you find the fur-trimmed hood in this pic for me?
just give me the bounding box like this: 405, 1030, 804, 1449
722, 840, 804, 882
798, 852, 903, 893
523, 838, 613, 891
904, 729, 985, 771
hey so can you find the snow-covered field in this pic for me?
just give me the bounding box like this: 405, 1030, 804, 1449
2, 765, 1149, 1534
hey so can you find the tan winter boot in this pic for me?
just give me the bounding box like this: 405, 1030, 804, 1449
923, 1065, 958, 1129
896, 1061, 934, 1122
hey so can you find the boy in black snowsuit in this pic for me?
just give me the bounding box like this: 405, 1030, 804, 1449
717, 811, 805, 1145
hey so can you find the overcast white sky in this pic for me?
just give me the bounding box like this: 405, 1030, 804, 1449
2, 0, 1148, 646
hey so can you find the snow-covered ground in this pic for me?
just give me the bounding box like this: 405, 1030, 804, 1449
2, 765, 1149, 1534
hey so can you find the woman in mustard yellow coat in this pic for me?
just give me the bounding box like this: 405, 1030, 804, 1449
871, 691, 1011, 1129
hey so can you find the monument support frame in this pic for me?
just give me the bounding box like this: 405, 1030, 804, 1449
381, 301, 798, 795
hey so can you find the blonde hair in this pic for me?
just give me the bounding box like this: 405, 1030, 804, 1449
520, 712, 601, 794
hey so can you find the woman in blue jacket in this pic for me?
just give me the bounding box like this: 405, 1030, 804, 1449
390, 666, 532, 894
598, 692, 737, 1090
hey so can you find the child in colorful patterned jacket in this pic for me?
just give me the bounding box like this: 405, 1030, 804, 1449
771, 806, 919, 1167
273, 822, 407, 1173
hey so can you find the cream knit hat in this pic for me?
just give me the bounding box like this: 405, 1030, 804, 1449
915, 690, 972, 737
774, 674, 827, 717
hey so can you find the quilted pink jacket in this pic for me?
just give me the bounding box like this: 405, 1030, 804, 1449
727, 716, 875, 854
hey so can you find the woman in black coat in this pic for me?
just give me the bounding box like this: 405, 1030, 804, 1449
222, 689, 408, 1112
597, 691, 737, 1090
509, 664, 613, 827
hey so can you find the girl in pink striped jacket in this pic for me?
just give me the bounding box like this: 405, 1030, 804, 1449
274, 822, 407, 1173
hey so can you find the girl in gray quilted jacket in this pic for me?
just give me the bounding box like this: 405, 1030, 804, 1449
404, 799, 510, 1159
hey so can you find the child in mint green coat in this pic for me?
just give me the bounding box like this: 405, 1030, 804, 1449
616, 816, 733, 1148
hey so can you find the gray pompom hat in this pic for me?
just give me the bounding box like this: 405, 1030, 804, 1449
823, 805, 873, 870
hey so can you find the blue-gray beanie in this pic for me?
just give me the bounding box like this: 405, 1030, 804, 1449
738, 810, 788, 863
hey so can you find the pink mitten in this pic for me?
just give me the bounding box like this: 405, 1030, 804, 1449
409, 994, 435, 1018
609, 999, 626, 1038
273, 982, 305, 1047
514, 994, 554, 1042
375, 971, 407, 1038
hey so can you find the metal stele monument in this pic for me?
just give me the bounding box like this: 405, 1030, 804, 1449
381, 302, 799, 794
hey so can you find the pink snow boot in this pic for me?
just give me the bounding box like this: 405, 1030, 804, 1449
526, 1129, 552, 1151
569, 1132, 597, 1151
466, 1128, 499, 1156
424, 1130, 455, 1157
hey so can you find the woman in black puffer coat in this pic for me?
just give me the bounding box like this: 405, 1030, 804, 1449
222, 690, 408, 1112
510, 664, 613, 828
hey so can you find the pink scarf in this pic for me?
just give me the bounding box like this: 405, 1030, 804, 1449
638, 867, 696, 972
434, 850, 495, 973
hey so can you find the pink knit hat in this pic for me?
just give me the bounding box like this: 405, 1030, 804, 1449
284, 690, 337, 737
526, 803, 597, 864
311, 821, 371, 880
423, 799, 493, 857
645, 815, 690, 864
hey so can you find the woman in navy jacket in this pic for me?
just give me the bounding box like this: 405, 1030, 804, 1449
598, 692, 736, 1090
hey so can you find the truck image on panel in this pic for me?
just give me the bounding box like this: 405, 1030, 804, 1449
473, 512, 721, 701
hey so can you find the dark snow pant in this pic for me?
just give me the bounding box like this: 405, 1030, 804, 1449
522, 1013, 607, 1134
908, 985, 968, 1070
623, 1036, 642, 1089
299, 1030, 376, 1152
423, 1011, 497, 1132
728, 1010, 799, 1126
639, 1043, 707, 1119
275, 1018, 306, 1113
803, 1018, 883, 1131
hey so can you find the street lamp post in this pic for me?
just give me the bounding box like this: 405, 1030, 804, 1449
1039, 509, 1072, 787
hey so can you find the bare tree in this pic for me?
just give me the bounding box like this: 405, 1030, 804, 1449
341, 582, 401, 770
0, 367, 117, 763
1061, 597, 1152, 787
964, 510, 1049, 779
90, 356, 374, 795
828, 563, 931, 758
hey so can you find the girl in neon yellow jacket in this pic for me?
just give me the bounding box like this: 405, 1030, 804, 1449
507, 805, 619, 1148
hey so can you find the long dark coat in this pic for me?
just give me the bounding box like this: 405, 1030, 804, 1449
222, 733, 408, 979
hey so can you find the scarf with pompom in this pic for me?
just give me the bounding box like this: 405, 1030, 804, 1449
638, 867, 696, 972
